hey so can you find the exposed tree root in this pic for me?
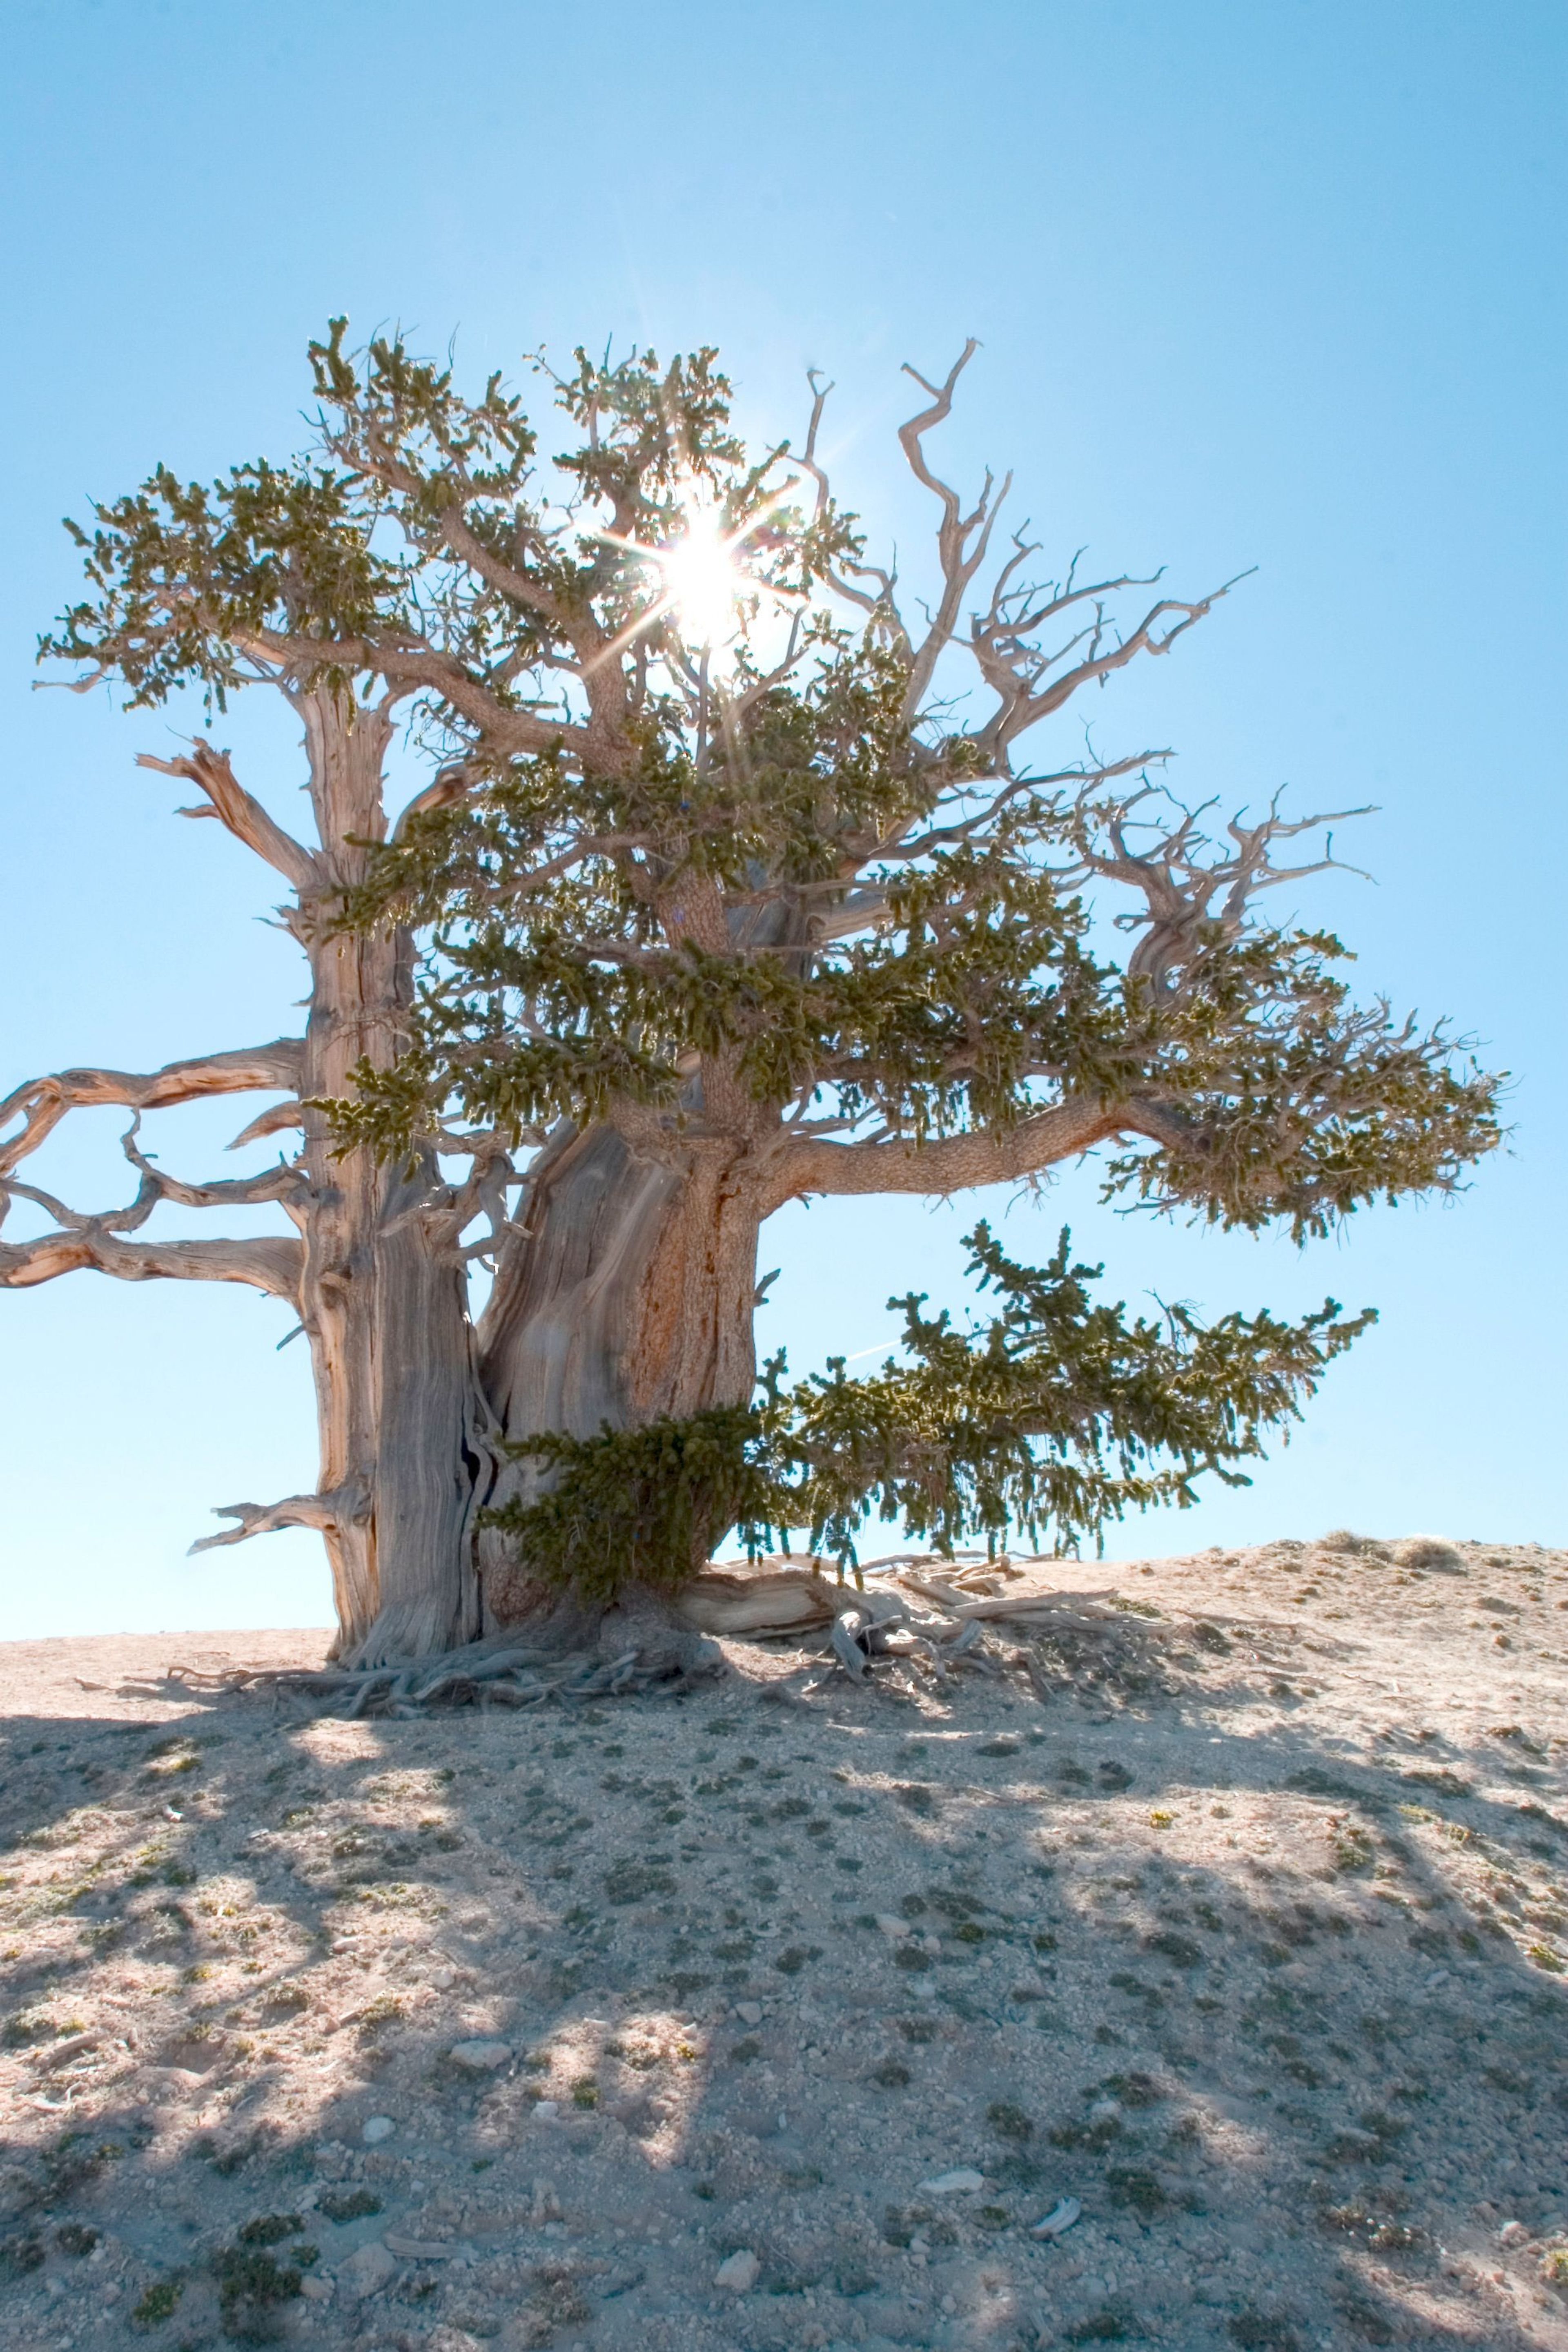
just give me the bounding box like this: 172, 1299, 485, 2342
167, 1630, 725, 1718
165, 1553, 1272, 1716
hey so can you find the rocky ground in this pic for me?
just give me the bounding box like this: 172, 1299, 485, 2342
2, 1531, 1567, 2352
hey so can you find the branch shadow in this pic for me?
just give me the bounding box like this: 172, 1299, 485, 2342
0, 1627, 1564, 2351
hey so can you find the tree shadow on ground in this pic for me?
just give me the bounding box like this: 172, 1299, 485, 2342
0, 1628, 1565, 2352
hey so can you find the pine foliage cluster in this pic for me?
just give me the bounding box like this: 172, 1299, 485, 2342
487, 1222, 1373, 1600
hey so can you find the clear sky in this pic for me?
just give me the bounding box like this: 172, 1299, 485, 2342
1, 1, 1563, 1638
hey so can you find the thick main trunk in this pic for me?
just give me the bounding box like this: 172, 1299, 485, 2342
474, 1124, 762, 1626
294, 695, 492, 1666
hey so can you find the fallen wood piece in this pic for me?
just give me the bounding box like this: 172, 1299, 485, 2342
830, 1610, 872, 1679
675, 1566, 847, 1635
895, 1571, 971, 1613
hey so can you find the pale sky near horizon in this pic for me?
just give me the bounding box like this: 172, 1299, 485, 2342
1, 1, 1563, 1639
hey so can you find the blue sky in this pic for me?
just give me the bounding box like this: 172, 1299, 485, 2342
1, 1, 1563, 1636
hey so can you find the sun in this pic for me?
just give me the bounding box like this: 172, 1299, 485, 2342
655, 489, 745, 652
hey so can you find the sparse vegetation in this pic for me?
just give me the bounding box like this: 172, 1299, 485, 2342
131, 2279, 183, 2325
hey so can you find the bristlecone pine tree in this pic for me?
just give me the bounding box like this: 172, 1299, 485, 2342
1, 327, 1499, 1663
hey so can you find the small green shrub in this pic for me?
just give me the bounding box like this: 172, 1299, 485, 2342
314, 2188, 381, 2223
1228, 2312, 1301, 2352
1065, 2310, 1130, 2344
0, 2234, 44, 2282
132, 2280, 183, 2325
214, 2243, 304, 2341
1106, 2165, 1168, 2215
235, 2216, 302, 2247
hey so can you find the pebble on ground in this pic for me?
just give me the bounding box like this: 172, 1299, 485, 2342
2, 1532, 1567, 2351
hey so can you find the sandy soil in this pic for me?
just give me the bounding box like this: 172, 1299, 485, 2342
2, 1532, 1566, 2352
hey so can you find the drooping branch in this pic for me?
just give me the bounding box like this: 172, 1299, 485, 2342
116, 1119, 312, 1221
0, 1040, 305, 1178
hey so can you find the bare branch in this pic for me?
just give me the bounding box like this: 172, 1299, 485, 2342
435, 1135, 519, 1258
768, 1097, 1122, 1208
228, 1101, 305, 1151
389, 763, 479, 842
0, 1228, 302, 1298
188, 1481, 365, 1554
973, 572, 1254, 759
117, 1120, 310, 1217
137, 741, 322, 892
1063, 784, 1372, 989
0, 1040, 305, 1179
897, 341, 1011, 715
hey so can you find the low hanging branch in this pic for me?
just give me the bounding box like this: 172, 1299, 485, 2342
483, 1221, 1374, 1604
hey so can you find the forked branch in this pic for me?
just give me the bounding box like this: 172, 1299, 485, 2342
1065, 784, 1372, 988
188, 1481, 368, 1554
137, 742, 321, 892
0, 1040, 305, 1179
898, 341, 1011, 716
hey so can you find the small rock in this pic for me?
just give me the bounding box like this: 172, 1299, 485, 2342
734, 2001, 763, 2026
1087, 2098, 1120, 2123
874, 1915, 912, 1939
715, 2247, 761, 2292
1499, 2220, 1530, 2247
1425, 1967, 1451, 1988
361, 2115, 396, 2145
298, 2273, 334, 2301
341, 2241, 397, 2299
449, 2039, 513, 2073
918, 2169, 985, 2195
532, 2098, 560, 2120
430, 1966, 456, 1990
1031, 2196, 1082, 2239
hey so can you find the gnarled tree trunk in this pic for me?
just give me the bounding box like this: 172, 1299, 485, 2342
475, 1124, 762, 1627
292, 694, 494, 1665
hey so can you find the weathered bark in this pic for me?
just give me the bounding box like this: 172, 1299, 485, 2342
291, 693, 493, 1666
475, 1124, 762, 1626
